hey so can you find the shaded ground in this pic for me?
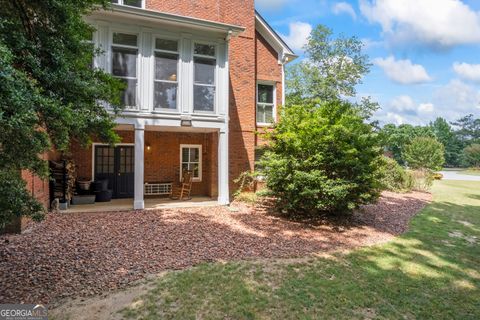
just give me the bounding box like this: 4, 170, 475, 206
55, 180, 478, 320
0, 191, 430, 306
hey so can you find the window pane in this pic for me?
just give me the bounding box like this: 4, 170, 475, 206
154, 82, 177, 110
119, 79, 137, 106
182, 163, 189, 172
155, 52, 178, 81
194, 43, 215, 56
182, 148, 189, 163
194, 57, 215, 85
155, 39, 178, 52
113, 33, 137, 47
111, 0, 119, 3
256, 105, 265, 123
123, 0, 142, 7
193, 164, 199, 178
189, 148, 199, 162
264, 105, 274, 123
112, 47, 137, 77
258, 84, 274, 103
194, 85, 215, 112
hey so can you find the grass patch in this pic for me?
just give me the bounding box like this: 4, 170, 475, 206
121, 181, 480, 320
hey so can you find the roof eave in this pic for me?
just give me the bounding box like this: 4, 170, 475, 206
92, 4, 245, 36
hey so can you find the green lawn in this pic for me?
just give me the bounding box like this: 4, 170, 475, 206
121, 181, 480, 320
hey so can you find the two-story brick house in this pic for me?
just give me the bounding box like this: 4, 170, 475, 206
29, 0, 296, 210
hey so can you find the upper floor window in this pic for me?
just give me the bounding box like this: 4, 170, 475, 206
111, 32, 138, 107
257, 83, 275, 125
193, 43, 216, 113
111, 0, 143, 8
154, 38, 179, 111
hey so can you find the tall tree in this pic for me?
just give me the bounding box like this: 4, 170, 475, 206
286, 25, 370, 103
451, 114, 480, 145
430, 117, 461, 167
379, 124, 435, 165
0, 0, 123, 227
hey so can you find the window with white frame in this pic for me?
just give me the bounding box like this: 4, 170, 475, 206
111, 32, 138, 108
256, 83, 275, 125
180, 145, 202, 181
154, 38, 179, 110
111, 0, 143, 8
193, 43, 216, 112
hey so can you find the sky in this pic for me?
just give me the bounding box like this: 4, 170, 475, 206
255, 0, 480, 126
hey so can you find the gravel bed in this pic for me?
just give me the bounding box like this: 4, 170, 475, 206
0, 191, 431, 306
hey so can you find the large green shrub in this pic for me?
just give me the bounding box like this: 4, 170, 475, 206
461, 144, 480, 168
379, 156, 413, 192
260, 100, 383, 215
403, 137, 445, 171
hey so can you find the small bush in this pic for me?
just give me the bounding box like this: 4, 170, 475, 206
260, 100, 383, 215
403, 137, 445, 171
379, 156, 413, 192
432, 172, 443, 180
409, 169, 434, 192
461, 144, 480, 168
234, 192, 257, 204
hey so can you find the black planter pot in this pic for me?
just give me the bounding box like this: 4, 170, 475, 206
95, 190, 112, 202
92, 179, 109, 193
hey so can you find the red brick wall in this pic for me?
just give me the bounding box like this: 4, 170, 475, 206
69, 130, 218, 197
22, 169, 50, 209
255, 31, 283, 147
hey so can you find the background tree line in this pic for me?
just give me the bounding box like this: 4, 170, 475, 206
379, 115, 480, 168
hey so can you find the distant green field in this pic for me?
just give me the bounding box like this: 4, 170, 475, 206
121, 181, 480, 320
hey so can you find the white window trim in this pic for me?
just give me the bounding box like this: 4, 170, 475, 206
256, 81, 277, 127
110, 30, 141, 110
152, 35, 181, 112
192, 41, 218, 114
180, 144, 202, 182
114, 0, 145, 9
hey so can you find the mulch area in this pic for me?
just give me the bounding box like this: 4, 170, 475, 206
0, 191, 431, 306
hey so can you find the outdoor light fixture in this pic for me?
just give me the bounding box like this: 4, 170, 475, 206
146, 144, 151, 151
181, 119, 192, 127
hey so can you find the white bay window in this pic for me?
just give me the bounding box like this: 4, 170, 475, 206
153, 38, 179, 111
193, 43, 216, 113
111, 32, 138, 108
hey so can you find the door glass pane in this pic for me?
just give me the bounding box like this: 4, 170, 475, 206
112, 47, 137, 77
194, 57, 215, 84
113, 33, 137, 47
155, 39, 178, 52
155, 52, 178, 81
194, 85, 215, 112
194, 43, 215, 56
258, 84, 274, 103
154, 82, 177, 110
118, 79, 137, 106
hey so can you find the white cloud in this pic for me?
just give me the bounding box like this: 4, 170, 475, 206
375, 95, 436, 125
434, 79, 480, 115
332, 2, 357, 20
360, 0, 480, 49
256, 0, 288, 11
418, 103, 435, 113
280, 22, 312, 51
374, 56, 432, 85
453, 62, 480, 83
